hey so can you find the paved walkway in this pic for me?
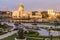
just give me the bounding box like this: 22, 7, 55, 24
0, 31, 17, 39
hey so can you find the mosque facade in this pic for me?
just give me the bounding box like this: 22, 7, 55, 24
12, 4, 42, 22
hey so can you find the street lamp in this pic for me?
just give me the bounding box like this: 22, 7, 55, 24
48, 28, 53, 40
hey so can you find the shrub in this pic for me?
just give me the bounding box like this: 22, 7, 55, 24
24, 30, 39, 37
0, 31, 7, 35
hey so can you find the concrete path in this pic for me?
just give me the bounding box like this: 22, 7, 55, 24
37, 28, 60, 36
0, 31, 17, 39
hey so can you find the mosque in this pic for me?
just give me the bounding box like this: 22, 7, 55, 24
12, 4, 42, 22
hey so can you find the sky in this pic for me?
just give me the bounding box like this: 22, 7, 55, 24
0, 0, 60, 11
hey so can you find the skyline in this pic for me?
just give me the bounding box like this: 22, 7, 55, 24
0, 0, 60, 11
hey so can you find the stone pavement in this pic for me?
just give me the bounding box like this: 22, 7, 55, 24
0, 31, 17, 39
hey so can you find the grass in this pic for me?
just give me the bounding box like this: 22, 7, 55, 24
49, 28, 60, 31
1, 30, 39, 40
0, 31, 7, 35
1, 33, 60, 40
27, 38, 44, 40
1, 30, 60, 40
24, 30, 39, 37
1, 34, 17, 40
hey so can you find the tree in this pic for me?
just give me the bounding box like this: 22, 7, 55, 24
41, 11, 49, 18
54, 20, 58, 28
2, 23, 9, 29
56, 15, 60, 19
32, 11, 38, 16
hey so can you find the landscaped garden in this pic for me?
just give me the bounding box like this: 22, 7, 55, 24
24, 30, 39, 37
49, 28, 60, 31
1, 30, 39, 40
40, 27, 60, 31
1, 23, 60, 40
1, 34, 17, 40
0, 23, 11, 35
0, 30, 7, 35
1, 33, 60, 40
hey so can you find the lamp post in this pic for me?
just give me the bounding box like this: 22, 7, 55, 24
50, 35, 53, 40
48, 28, 53, 40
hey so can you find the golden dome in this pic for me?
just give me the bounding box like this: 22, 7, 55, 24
18, 4, 24, 11
19, 4, 24, 8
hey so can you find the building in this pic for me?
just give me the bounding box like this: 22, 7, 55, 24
47, 9, 56, 22
0, 11, 11, 22
12, 4, 42, 22
55, 12, 60, 23
31, 11, 42, 22
48, 9, 54, 16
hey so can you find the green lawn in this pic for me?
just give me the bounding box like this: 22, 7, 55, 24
1, 34, 17, 40
1, 30, 60, 40
1, 33, 60, 40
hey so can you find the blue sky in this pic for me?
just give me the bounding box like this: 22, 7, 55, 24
0, 0, 60, 11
